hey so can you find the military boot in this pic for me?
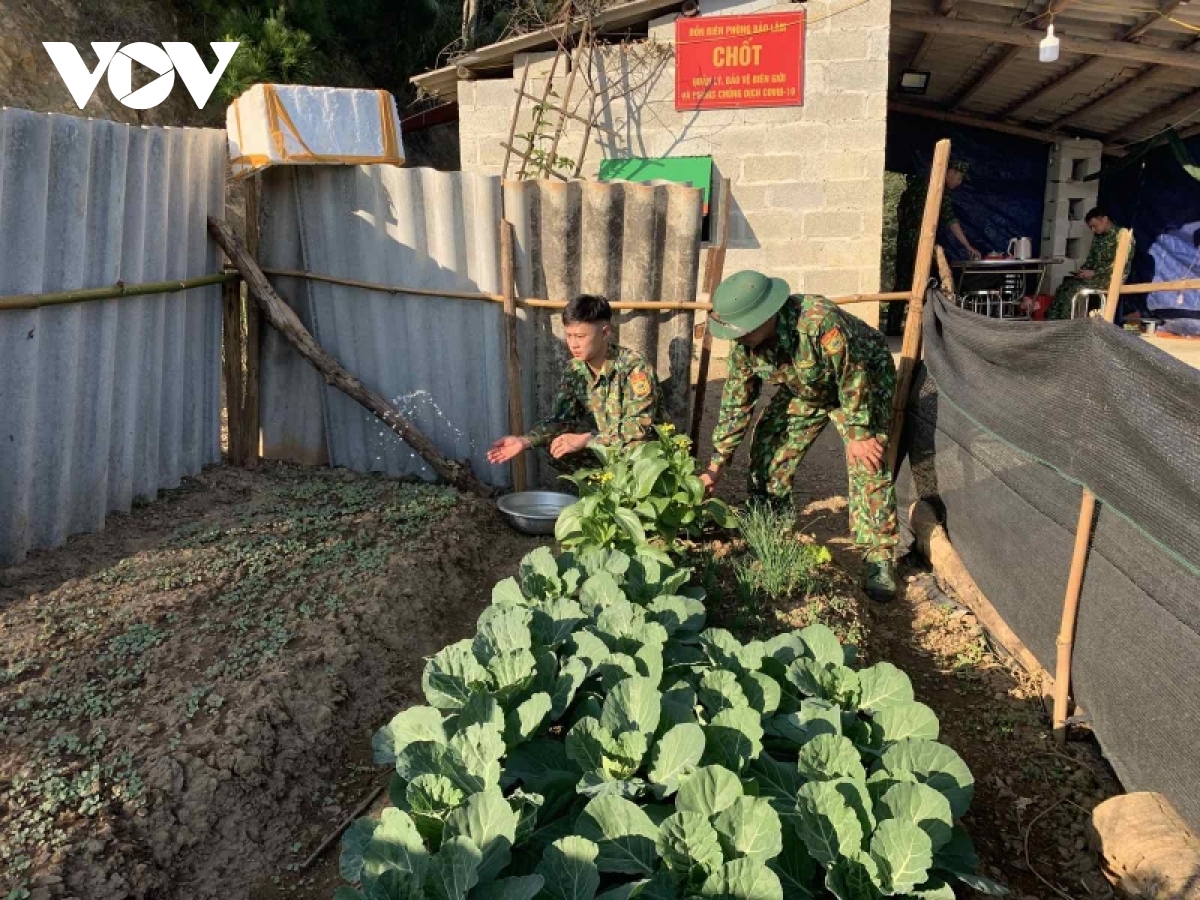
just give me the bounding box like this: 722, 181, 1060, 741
863, 558, 897, 603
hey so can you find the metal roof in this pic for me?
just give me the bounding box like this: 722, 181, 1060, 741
411, 0, 687, 101
0, 108, 226, 564
891, 0, 1200, 148
413, 0, 1200, 149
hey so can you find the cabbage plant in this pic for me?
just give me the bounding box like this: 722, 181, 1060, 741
336, 547, 1006, 900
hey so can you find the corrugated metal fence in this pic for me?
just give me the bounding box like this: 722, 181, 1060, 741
0, 108, 226, 565
259, 168, 703, 487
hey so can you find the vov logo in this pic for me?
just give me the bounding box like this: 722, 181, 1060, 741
42, 42, 240, 110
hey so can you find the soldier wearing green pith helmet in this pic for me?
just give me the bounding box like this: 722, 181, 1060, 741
700, 271, 900, 602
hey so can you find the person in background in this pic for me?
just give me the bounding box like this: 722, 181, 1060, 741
487, 294, 664, 471
888, 159, 980, 334
1045, 208, 1134, 320
700, 271, 900, 603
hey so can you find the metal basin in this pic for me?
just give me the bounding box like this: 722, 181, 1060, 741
497, 491, 576, 535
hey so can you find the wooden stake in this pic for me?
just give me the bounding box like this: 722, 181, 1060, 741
241, 176, 263, 466
1053, 227, 1135, 743
208, 216, 493, 499
886, 139, 951, 474
500, 220, 527, 492
688, 176, 732, 456
221, 276, 245, 462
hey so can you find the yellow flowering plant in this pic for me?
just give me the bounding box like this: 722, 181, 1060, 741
555, 424, 734, 558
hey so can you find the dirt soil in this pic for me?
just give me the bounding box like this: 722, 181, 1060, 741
3, 374, 1125, 900
0, 462, 541, 900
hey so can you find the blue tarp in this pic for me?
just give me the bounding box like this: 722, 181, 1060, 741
1099, 135, 1200, 315
886, 113, 1048, 262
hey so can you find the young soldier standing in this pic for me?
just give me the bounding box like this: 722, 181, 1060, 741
700, 271, 900, 602
487, 294, 665, 471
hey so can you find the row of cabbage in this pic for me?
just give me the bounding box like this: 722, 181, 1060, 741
335, 546, 1005, 900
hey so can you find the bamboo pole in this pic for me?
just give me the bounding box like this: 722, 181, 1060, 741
500, 220, 527, 492
1119, 277, 1200, 295
935, 245, 955, 296
886, 139, 951, 474
834, 291, 911, 306
242, 176, 263, 466
543, 26, 587, 178
689, 176, 732, 456
221, 276, 245, 462
0, 272, 237, 312
1052, 227, 1134, 744
254, 267, 716, 310
501, 62, 532, 179
208, 216, 493, 499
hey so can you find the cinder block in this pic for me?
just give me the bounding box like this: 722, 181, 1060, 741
808, 30, 871, 62
827, 122, 887, 153
802, 268, 861, 297
748, 209, 806, 236
742, 155, 805, 183
765, 182, 827, 211
803, 210, 864, 238
729, 184, 771, 213
801, 93, 867, 123
1044, 179, 1100, 203
825, 152, 877, 181
765, 121, 826, 151
473, 79, 518, 109
826, 238, 875, 268
710, 127, 769, 156
828, 61, 888, 93
738, 106, 811, 126
1047, 138, 1103, 182
867, 27, 890, 61
766, 239, 826, 268
825, 180, 878, 210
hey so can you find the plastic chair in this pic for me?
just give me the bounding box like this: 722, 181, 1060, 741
1070, 288, 1106, 319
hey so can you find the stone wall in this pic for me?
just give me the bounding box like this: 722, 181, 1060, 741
456, 0, 891, 326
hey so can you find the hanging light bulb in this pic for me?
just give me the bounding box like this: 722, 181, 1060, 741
1040, 23, 1061, 63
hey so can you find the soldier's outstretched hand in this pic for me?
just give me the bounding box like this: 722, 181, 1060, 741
847, 437, 885, 474
487, 435, 530, 464
550, 433, 592, 459
700, 465, 723, 498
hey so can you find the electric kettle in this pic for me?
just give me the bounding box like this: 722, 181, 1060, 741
1007, 237, 1033, 259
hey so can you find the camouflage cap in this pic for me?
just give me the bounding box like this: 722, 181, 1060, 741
949, 159, 970, 179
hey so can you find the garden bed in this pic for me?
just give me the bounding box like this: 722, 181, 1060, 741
0, 463, 540, 900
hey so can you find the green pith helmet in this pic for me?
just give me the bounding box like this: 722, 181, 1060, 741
708, 270, 791, 340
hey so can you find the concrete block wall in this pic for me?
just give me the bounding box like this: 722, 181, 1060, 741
456, 0, 891, 327
1041, 137, 1103, 292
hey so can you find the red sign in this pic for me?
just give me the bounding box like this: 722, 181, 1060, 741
675, 12, 805, 111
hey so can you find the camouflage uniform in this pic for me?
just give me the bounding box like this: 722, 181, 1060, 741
710, 295, 899, 561
1048, 227, 1133, 320
888, 178, 958, 333
527, 344, 664, 468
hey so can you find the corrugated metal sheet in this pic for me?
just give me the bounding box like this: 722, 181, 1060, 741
504, 178, 702, 487
258, 169, 702, 489
0, 108, 225, 565
261, 165, 508, 483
